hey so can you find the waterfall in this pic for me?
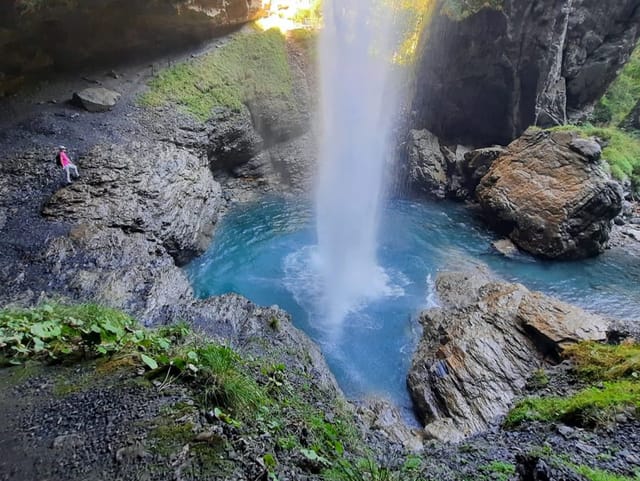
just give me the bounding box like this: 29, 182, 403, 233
316, 0, 400, 327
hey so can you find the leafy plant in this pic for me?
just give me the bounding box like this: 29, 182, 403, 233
0, 303, 171, 365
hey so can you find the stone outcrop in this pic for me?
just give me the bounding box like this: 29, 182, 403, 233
476, 129, 623, 259
407, 271, 608, 442
42, 141, 222, 265
0, 0, 267, 95
413, 0, 640, 146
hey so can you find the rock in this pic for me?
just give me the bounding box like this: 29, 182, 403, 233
557, 424, 575, 439
463, 147, 506, 194
492, 238, 520, 258
52, 434, 84, 449
72, 87, 121, 112
42, 225, 194, 322
516, 454, 587, 481
621, 99, 640, 130
115, 443, 148, 464
357, 398, 424, 452
408, 129, 449, 199
476, 129, 623, 259
407, 271, 609, 441
412, 1, 640, 145
42, 141, 222, 264
569, 138, 601, 162
207, 107, 264, 172
516, 291, 608, 357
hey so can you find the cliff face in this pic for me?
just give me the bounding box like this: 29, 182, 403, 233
0, 0, 266, 95
413, 0, 640, 146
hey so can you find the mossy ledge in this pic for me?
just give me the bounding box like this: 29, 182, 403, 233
140, 28, 294, 121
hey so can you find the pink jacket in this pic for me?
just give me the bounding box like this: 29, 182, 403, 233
60, 151, 71, 168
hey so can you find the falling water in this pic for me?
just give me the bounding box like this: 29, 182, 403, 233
315, 0, 402, 327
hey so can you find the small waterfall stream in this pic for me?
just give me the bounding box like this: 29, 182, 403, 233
315, 0, 402, 328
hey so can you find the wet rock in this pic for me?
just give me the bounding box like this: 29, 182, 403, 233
407, 271, 609, 441
492, 238, 519, 258
42, 141, 222, 264
476, 129, 623, 259
73, 87, 121, 112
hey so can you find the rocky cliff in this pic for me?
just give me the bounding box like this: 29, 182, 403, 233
0, 0, 266, 95
413, 0, 640, 146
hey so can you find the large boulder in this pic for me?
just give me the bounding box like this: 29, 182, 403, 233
476, 129, 623, 259
42, 141, 222, 265
412, 0, 640, 146
72, 87, 121, 112
407, 271, 608, 442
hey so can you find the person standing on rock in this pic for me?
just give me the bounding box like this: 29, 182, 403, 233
56, 146, 79, 184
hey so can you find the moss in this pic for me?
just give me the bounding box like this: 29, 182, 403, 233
548, 125, 640, 190
140, 28, 294, 121
564, 342, 640, 381
505, 380, 640, 427
148, 422, 195, 457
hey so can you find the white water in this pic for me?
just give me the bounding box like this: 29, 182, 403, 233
315, 1, 401, 327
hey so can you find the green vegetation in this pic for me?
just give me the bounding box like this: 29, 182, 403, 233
576, 465, 640, 481
507, 341, 640, 428
506, 380, 640, 426
550, 124, 640, 189
479, 461, 516, 481
565, 341, 640, 381
0, 303, 172, 365
593, 47, 640, 126
441, 0, 503, 20
141, 29, 293, 121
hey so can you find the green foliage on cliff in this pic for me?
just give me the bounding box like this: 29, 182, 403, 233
593, 47, 640, 126
550, 124, 640, 190
441, 0, 503, 19
506, 341, 640, 428
576, 465, 640, 481
141, 28, 293, 121
505, 380, 640, 427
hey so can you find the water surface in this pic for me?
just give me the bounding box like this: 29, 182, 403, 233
187, 198, 640, 417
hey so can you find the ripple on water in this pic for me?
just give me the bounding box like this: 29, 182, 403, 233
186, 197, 640, 419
